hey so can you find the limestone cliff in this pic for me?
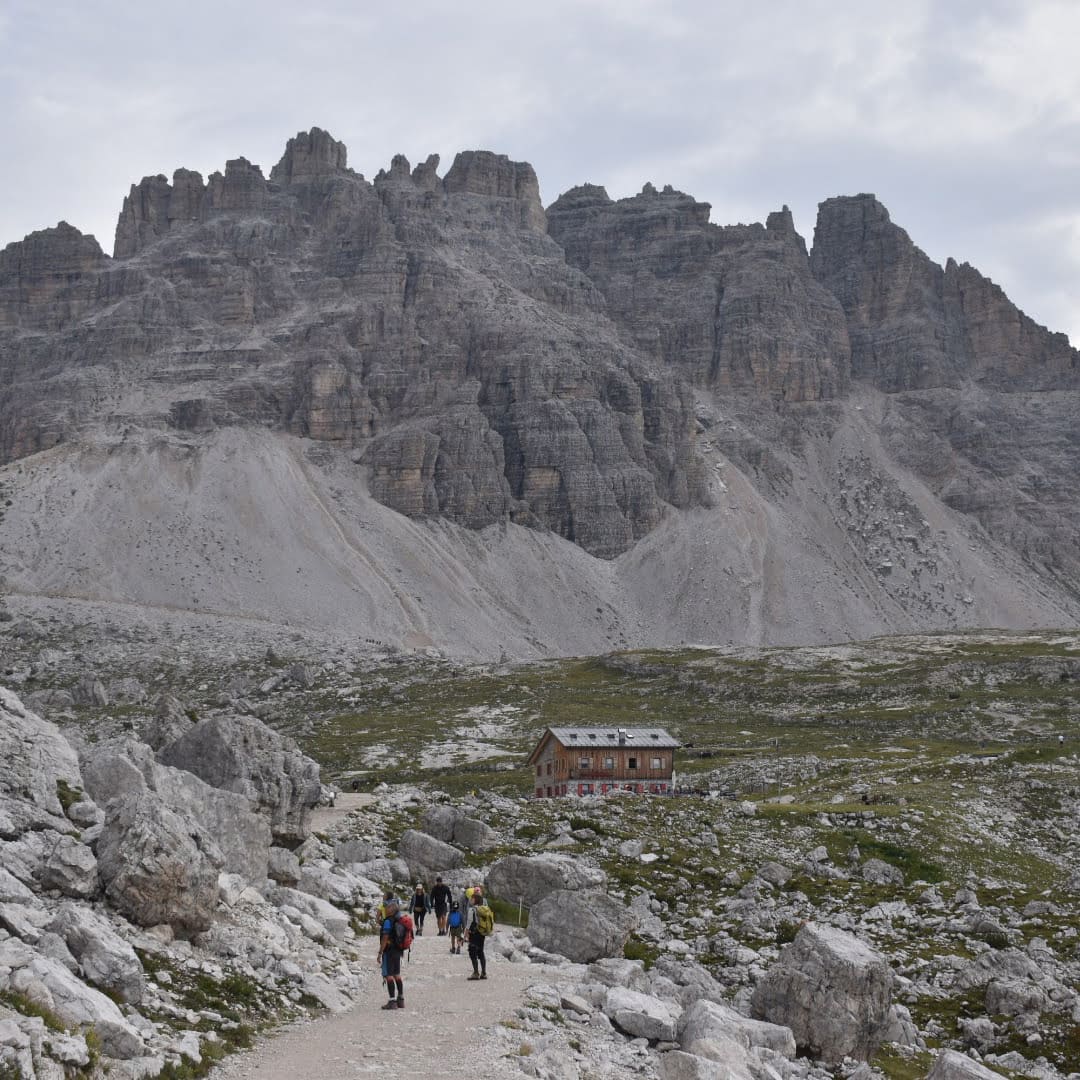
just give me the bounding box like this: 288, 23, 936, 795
0, 129, 1077, 629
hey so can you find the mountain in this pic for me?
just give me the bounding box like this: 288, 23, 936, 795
0, 128, 1076, 656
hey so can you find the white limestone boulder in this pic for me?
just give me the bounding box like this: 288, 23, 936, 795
749, 922, 892, 1064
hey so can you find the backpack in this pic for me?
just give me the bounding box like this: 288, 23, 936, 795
448, 910, 463, 930
475, 904, 495, 936
391, 913, 414, 951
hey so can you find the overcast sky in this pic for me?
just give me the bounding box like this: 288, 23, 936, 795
3, 0, 1078, 343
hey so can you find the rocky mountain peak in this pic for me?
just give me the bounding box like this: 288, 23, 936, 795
442, 150, 546, 231
269, 126, 349, 185
0, 128, 1078, 632
0, 222, 108, 332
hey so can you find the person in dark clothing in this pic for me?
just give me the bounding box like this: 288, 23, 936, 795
377, 898, 405, 1010
465, 888, 487, 980
430, 875, 453, 935
409, 883, 431, 935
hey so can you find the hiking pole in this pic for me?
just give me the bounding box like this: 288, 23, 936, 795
518, 896, 523, 927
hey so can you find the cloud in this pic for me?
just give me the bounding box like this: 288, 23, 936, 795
1, 0, 1077, 342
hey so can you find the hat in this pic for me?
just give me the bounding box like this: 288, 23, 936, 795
415, 882, 424, 889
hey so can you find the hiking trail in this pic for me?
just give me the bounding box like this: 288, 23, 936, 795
206, 924, 548, 1079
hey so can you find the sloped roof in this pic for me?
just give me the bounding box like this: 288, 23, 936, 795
544, 726, 680, 749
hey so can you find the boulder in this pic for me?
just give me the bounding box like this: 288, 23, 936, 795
158, 715, 321, 843
420, 805, 497, 852
526, 890, 635, 963
96, 791, 223, 931
0, 687, 83, 822
82, 740, 271, 884
397, 829, 464, 880
954, 948, 1046, 991
268, 847, 302, 886
984, 978, 1048, 1018
266, 886, 350, 941
47, 904, 145, 1004
72, 675, 109, 707
659, 1046, 753, 1080
486, 854, 607, 907
334, 838, 376, 864
38, 834, 99, 899
0, 867, 37, 905
926, 1050, 1003, 1080
0, 938, 143, 1059
587, 958, 649, 992
603, 986, 680, 1041
139, 695, 194, 751
756, 861, 793, 887
750, 922, 892, 1063
862, 858, 905, 887
679, 999, 795, 1057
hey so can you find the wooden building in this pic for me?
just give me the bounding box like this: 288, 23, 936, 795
527, 726, 680, 798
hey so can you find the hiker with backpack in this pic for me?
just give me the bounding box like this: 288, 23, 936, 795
430, 874, 453, 935
465, 887, 494, 980
377, 897, 413, 1010
447, 900, 464, 954
409, 882, 432, 936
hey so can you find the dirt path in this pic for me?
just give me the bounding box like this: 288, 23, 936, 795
206, 928, 546, 1080
309, 792, 376, 833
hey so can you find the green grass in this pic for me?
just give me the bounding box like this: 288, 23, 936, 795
0, 989, 69, 1033
489, 896, 528, 928
55, 778, 84, 816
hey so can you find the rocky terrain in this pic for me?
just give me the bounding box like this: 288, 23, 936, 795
1, 617, 1078, 1078
0, 128, 1078, 656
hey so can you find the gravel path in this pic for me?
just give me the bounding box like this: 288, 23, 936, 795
206, 927, 545, 1080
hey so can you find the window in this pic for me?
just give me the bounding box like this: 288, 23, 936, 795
604, 756, 614, 768
546, 762, 552, 775
628, 757, 637, 769
536, 765, 542, 776
651, 757, 662, 769
580, 756, 591, 768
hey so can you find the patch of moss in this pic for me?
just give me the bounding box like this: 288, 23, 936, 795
623, 936, 660, 969
55, 778, 83, 816
0, 988, 68, 1033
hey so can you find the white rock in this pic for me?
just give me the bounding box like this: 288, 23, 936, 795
603, 986, 680, 1041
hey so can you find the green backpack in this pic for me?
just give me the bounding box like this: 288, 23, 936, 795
475, 904, 495, 936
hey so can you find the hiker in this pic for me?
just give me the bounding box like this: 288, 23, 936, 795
447, 900, 464, 954
409, 882, 431, 936
377, 897, 408, 1010
430, 874, 453, 935
465, 887, 493, 980
376, 892, 394, 980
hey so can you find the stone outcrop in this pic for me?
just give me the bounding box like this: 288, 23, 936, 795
526, 889, 635, 962
1, 126, 1078, 615
47, 904, 145, 1004
485, 853, 607, 907
810, 194, 1079, 393
420, 805, 497, 852
603, 986, 680, 1041
750, 922, 892, 1063
96, 791, 223, 931
158, 715, 320, 844
547, 186, 851, 401
0, 130, 706, 560
0, 686, 83, 826
396, 829, 464, 881
81, 738, 272, 884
